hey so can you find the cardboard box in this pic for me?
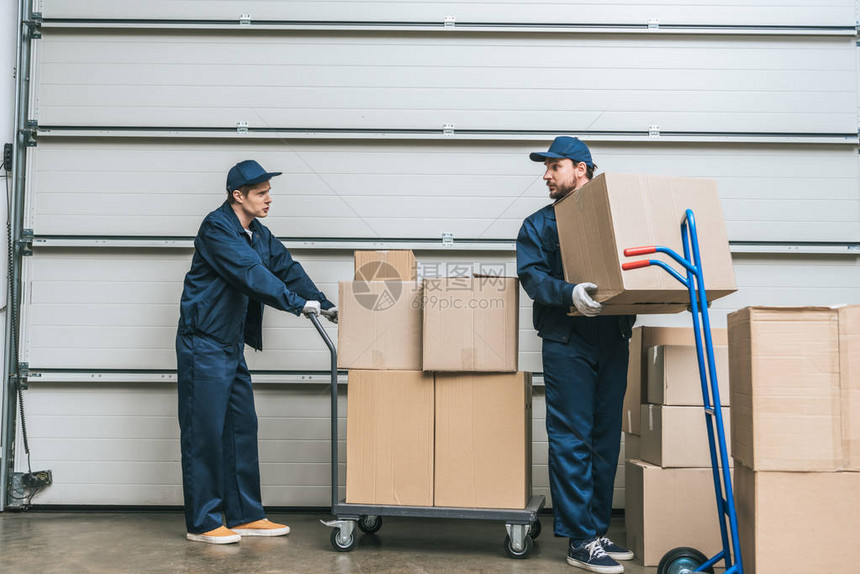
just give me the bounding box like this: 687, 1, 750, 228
624, 432, 641, 461
735, 464, 860, 574
345, 370, 434, 506
624, 327, 728, 435
647, 345, 730, 406
640, 404, 731, 468
435, 372, 532, 508
729, 306, 843, 471
840, 306, 860, 471
337, 281, 423, 370
626, 459, 729, 566
555, 173, 736, 315
354, 250, 416, 281
422, 277, 519, 372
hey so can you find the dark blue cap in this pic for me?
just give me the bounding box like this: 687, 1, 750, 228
529, 136, 594, 167
226, 160, 282, 192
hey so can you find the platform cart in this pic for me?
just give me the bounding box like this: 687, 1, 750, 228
308, 313, 545, 558
622, 209, 743, 574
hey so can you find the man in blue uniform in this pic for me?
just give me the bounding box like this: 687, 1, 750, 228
176, 159, 337, 544
517, 137, 635, 573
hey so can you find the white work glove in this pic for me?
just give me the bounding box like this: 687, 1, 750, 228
302, 300, 321, 316
572, 282, 604, 317
321, 306, 338, 324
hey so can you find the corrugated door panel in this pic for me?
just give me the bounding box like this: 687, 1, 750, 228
39, 0, 854, 27
24, 249, 860, 371
23, 250, 542, 372
34, 31, 856, 134
29, 140, 860, 242
22, 384, 347, 506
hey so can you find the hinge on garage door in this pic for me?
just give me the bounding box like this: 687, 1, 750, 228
16, 229, 33, 257
24, 12, 42, 40
10, 363, 29, 390
239, 13, 252, 26
21, 120, 38, 147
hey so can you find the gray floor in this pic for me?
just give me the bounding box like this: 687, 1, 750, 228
0, 511, 686, 573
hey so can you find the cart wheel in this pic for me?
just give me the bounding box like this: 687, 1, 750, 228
330, 528, 357, 552
357, 515, 383, 534
657, 547, 714, 574
503, 534, 534, 559
528, 519, 542, 540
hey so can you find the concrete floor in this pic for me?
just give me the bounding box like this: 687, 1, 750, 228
0, 511, 695, 573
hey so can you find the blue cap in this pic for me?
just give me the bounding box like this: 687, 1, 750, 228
529, 136, 594, 167
226, 160, 282, 192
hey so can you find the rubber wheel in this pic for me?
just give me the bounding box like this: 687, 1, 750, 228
357, 515, 383, 534
528, 519, 542, 540
657, 547, 714, 574
503, 534, 534, 559
330, 528, 357, 552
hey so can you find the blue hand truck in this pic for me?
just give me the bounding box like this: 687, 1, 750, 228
621, 209, 743, 574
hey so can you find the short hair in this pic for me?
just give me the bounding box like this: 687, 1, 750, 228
227, 184, 253, 204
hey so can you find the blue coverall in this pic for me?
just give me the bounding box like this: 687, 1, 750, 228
176, 201, 333, 534
516, 203, 635, 544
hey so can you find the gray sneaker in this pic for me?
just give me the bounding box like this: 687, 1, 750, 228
567, 538, 624, 573
599, 536, 634, 561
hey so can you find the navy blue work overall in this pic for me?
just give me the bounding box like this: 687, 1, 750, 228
517, 203, 635, 544
176, 201, 333, 534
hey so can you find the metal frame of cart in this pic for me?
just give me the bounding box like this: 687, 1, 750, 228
622, 208, 744, 574
309, 314, 546, 558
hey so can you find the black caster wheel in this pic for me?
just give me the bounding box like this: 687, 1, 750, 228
657, 547, 714, 574
357, 515, 383, 534
503, 534, 534, 559
528, 519, 542, 540
330, 528, 357, 552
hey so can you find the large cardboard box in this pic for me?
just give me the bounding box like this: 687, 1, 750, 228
435, 372, 532, 509
647, 345, 730, 406
555, 173, 736, 315
354, 250, 416, 281
729, 306, 843, 471
624, 327, 728, 435
337, 281, 423, 370
422, 277, 519, 372
840, 306, 860, 471
626, 459, 728, 566
345, 370, 434, 506
640, 404, 731, 468
735, 464, 860, 574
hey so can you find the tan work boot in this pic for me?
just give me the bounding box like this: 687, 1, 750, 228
186, 526, 241, 544
231, 518, 291, 537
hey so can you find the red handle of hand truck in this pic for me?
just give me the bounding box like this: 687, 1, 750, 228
623, 246, 657, 257
622, 260, 652, 271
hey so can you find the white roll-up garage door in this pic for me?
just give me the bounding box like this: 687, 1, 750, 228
11, 0, 859, 508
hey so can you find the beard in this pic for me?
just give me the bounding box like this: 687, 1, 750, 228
549, 182, 576, 201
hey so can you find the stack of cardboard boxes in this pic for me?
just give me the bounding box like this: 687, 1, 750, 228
338, 250, 532, 509
729, 306, 860, 574
623, 326, 732, 566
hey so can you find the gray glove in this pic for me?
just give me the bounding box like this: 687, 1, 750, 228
321, 306, 338, 324
302, 300, 321, 316
572, 282, 604, 317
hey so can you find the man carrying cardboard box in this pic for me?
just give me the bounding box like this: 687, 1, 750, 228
176, 160, 337, 544
517, 137, 635, 573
